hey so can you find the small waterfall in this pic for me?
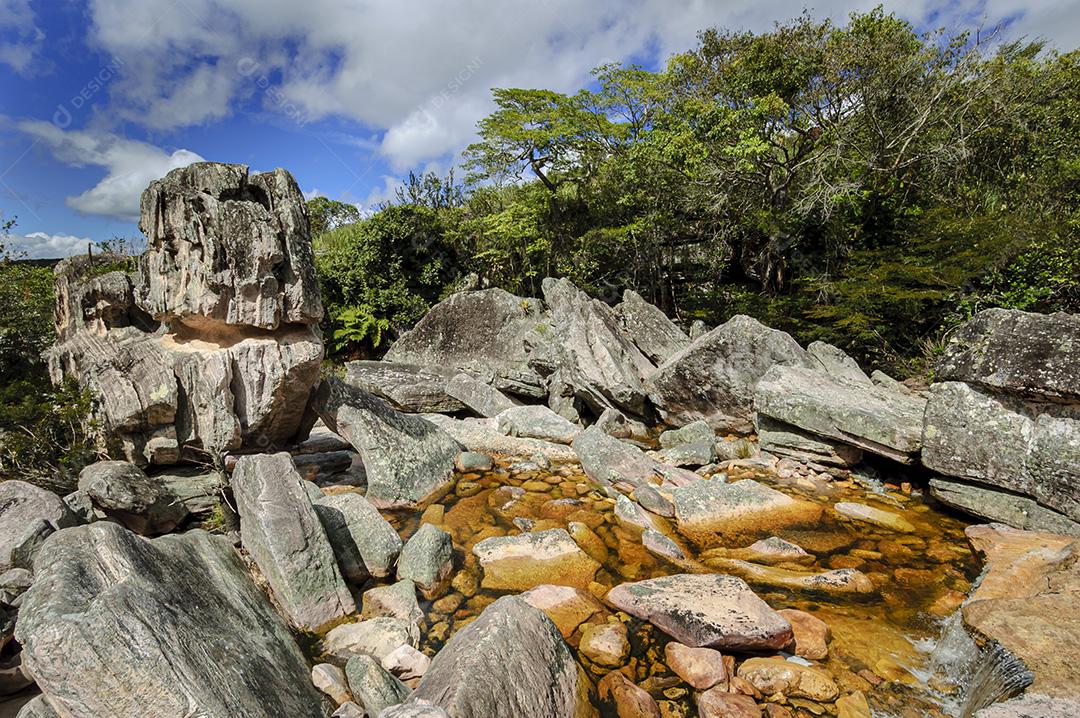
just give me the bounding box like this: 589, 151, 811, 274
958, 641, 1033, 717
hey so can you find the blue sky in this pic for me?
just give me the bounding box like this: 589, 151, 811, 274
1, 0, 1078, 258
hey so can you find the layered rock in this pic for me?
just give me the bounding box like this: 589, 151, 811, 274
0, 481, 78, 573
614, 289, 690, 364
647, 315, 814, 431
572, 426, 699, 493
47, 163, 324, 466
76, 460, 187, 535
16, 522, 324, 717
345, 360, 465, 413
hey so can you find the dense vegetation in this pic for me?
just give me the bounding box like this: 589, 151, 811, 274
315, 9, 1079, 373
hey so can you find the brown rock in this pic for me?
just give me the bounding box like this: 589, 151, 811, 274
663, 642, 727, 690
580, 622, 630, 667
736, 657, 839, 702
598, 671, 662, 718
777, 609, 830, 661
696, 688, 761, 718
520, 584, 605, 639
835, 691, 871, 718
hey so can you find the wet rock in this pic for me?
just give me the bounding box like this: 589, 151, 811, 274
381, 643, 431, 681
573, 427, 699, 492
77, 460, 187, 535
736, 536, 813, 565
615, 289, 690, 365
474, 528, 601, 591
385, 288, 550, 398
0, 481, 78, 572
324, 617, 420, 662
401, 595, 596, 717
647, 315, 813, 432
834, 502, 915, 534
664, 642, 727, 690
314, 492, 403, 580
613, 495, 663, 538
755, 365, 926, 464
345, 360, 465, 413
834, 691, 871, 718
455, 451, 494, 472
606, 574, 792, 651
345, 654, 410, 717
497, 404, 581, 445
316, 378, 463, 508
708, 559, 875, 597
806, 341, 871, 385
696, 689, 761, 718
736, 657, 839, 702
424, 413, 577, 463
231, 452, 354, 631
579, 622, 630, 667
447, 372, 517, 417
598, 671, 662, 718
362, 579, 424, 627
634, 484, 675, 517
673, 479, 823, 547
16, 522, 324, 718
777, 609, 830, 660
756, 416, 864, 468
397, 523, 454, 599
568, 521, 610, 564
521, 584, 605, 638
312, 662, 352, 705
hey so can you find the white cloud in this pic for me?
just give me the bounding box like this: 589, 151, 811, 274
80, 0, 1080, 171
4, 231, 93, 259
16, 121, 204, 221
0, 0, 45, 75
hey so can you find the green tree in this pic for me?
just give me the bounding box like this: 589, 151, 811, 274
306, 196, 361, 238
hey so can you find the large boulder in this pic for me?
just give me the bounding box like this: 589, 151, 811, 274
385, 288, 551, 398
614, 289, 689, 364
399, 595, 596, 717
315, 378, 463, 508
646, 315, 814, 432
314, 493, 403, 580
15, 522, 325, 717
423, 414, 577, 463
446, 373, 516, 418
0, 481, 78, 573
572, 426, 699, 493
345, 360, 465, 413
47, 163, 325, 466
231, 452, 355, 630
754, 365, 927, 464
673, 479, 823, 547
496, 404, 581, 445
542, 277, 655, 416
473, 529, 601, 591
76, 460, 187, 535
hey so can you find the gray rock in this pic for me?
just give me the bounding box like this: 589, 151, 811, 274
362, 579, 424, 626
806, 341, 871, 385
157, 466, 225, 515
62, 490, 97, 523
936, 308, 1080, 402
614, 494, 663, 537
454, 451, 494, 472
642, 530, 688, 565
77, 460, 187, 535
446, 373, 516, 418
314, 493, 403, 581
316, 378, 463, 508
324, 617, 420, 662
334, 702, 366, 718
401, 595, 593, 718
0, 481, 78, 573
396, 523, 453, 599
231, 453, 354, 630
633, 483, 675, 517
615, 289, 689, 364
542, 277, 655, 415
345, 654, 410, 717
381, 644, 431, 681
16, 696, 59, 718
656, 441, 715, 467
16, 523, 324, 717
346, 360, 465, 413
973, 693, 1080, 718
606, 573, 793, 651
659, 420, 715, 449
689, 320, 709, 340
385, 288, 551, 398
594, 407, 650, 442
496, 404, 581, 445
423, 414, 576, 463
755, 365, 927, 463
647, 315, 814, 432
0, 568, 33, 605
928, 478, 1080, 537
756, 416, 864, 467
378, 703, 451, 718
572, 426, 699, 492
312, 662, 351, 704
870, 369, 919, 396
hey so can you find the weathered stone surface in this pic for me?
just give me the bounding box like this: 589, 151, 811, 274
16, 522, 324, 718
362, 579, 424, 627
696, 688, 761, 718
929, 478, 1080, 536
324, 617, 420, 662
613, 495, 663, 538
923, 381, 1080, 524
673, 479, 823, 547
777, 609, 830, 660
15, 696, 59, 718
647, 315, 814, 432
381, 643, 431, 681
573, 426, 699, 492
446, 372, 516, 417
806, 341, 871, 385
497, 404, 581, 445
737, 657, 839, 701
345, 360, 465, 413
606, 574, 792, 651
936, 308, 1080, 402
386, 288, 551, 398
316, 378, 463, 508
0, 481, 78, 573
664, 642, 727, 690
315, 492, 402, 580
474, 528, 601, 591
52, 256, 139, 342
579, 622, 630, 667
378, 704, 452, 718
755, 365, 926, 463
594, 407, 650, 442
401, 595, 596, 718
231, 452, 354, 630
973, 693, 1080, 718
520, 584, 605, 638
424, 413, 577, 462
615, 290, 690, 365
312, 662, 352, 705
397, 523, 454, 599
597, 671, 661, 718
706, 559, 875, 597
834, 502, 915, 533
77, 460, 187, 535
756, 416, 864, 468
346, 654, 410, 717
642, 529, 688, 565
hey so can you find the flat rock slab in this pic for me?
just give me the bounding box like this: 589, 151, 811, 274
232, 452, 354, 631
674, 479, 823, 547
345, 360, 465, 413
606, 574, 793, 652
401, 595, 596, 718
573, 426, 700, 492
497, 404, 581, 445
316, 378, 463, 508
424, 413, 577, 462
834, 502, 915, 533
15, 523, 324, 718
446, 373, 516, 418
473, 528, 601, 591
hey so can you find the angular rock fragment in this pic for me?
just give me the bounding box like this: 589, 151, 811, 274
597, 671, 661, 718
573, 426, 699, 492
806, 341, 871, 385
396, 523, 454, 599
0, 481, 78, 573
446, 373, 516, 417
362, 579, 424, 627
473, 528, 600, 591
497, 404, 581, 445
345, 654, 410, 717
77, 460, 187, 535
345, 360, 465, 413
614, 289, 690, 365
324, 617, 420, 662
314, 492, 403, 580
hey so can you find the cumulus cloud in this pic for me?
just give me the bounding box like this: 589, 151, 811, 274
16, 121, 204, 221
0, 0, 46, 75
5, 231, 93, 259
81, 0, 1080, 171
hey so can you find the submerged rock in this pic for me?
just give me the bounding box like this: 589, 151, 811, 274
673, 479, 823, 547
397, 523, 454, 599
520, 584, 605, 638
473, 528, 601, 591
664, 642, 728, 690
316, 378, 463, 508
77, 460, 187, 535
834, 502, 915, 533
737, 657, 838, 702
0, 481, 78, 573
16, 523, 324, 718
606, 574, 793, 651
597, 671, 661, 718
